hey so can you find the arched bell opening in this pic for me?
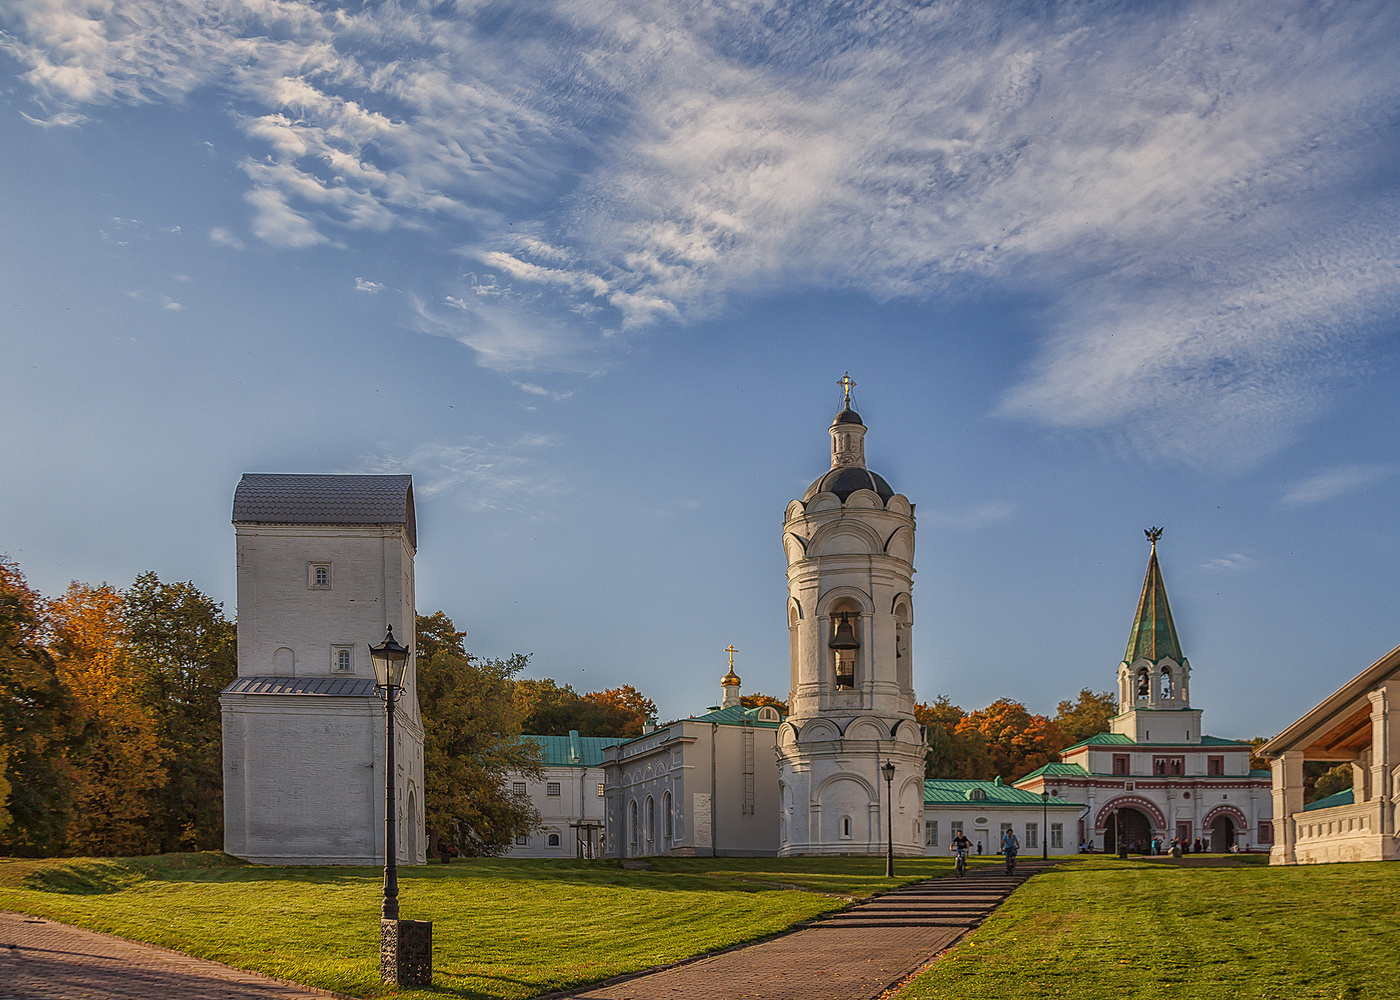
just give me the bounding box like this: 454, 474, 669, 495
828, 604, 861, 691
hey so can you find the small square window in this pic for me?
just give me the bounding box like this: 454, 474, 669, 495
336, 649, 352, 671
515, 834, 527, 846
309, 562, 333, 590
546, 782, 561, 797
512, 782, 527, 796
597, 783, 605, 797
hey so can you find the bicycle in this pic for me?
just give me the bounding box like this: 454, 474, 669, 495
954, 848, 967, 877
1004, 851, 1017, 876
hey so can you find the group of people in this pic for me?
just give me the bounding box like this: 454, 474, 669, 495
1075, 835, 1235, 855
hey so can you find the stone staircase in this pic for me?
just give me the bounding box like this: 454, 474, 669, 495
814, 859, 1058, 929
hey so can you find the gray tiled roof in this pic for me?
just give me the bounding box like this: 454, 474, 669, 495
223, 675, 378, 697
232, 474, 415, 547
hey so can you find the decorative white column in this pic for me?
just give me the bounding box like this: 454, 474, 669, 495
1271, 750, 1304, 865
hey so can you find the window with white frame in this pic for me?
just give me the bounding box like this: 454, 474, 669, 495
309, 562, 332, 590
512, 782, 527, 796
663, 791, 673, 840
950, 820, 963, 838
1000, 822, 1013, 848
1051, 823, 1063, 848
926, 820, 938, 846
547, 833, 560, 847
1025, 822, 1038, 848
515, 833, 527, 846
546, 782, 561, 796
332, 645, 353, 672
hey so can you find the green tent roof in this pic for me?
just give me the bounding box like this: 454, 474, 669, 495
522, 731, 621, 767
1303, 788, 1354, 811
1060, 732, 1251, 752
686, 704, 784, 728
924, 778, 1084, 808
1125, 543, 1185, 665
1017, 762, 1090, 781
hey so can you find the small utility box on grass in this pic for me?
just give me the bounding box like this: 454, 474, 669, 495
381, 919, 432, 987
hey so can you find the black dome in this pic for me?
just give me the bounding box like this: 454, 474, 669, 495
832, 407, 863, 425
803, 467, 895, 503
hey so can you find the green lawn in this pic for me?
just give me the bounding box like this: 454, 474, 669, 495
0, 852, 971, 999
902, 856, 1400, 1000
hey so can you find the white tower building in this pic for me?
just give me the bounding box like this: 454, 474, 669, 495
776, 379, 926, 856
221, 474, 426, 865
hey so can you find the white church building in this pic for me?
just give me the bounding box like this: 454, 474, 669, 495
1016, 532, 1273, 853
221, 474, 426, 865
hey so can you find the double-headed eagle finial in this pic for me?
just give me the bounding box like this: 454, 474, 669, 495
1145, 526, 1164, 546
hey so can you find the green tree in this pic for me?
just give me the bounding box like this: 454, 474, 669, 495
0, 557, 77, 854
1053, 688, 1118, 747
125, 573, 237, 851
415, 610, 468, 662
416, 612, 542, 855
1305, 762, 1353, 804
516, 679, 658, 738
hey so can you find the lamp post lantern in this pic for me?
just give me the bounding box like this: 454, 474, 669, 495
1041, 790, 1049, 860
370, 625, 430, 986
881, 760, 896, 878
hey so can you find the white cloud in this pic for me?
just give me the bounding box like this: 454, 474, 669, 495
920, 501, 1017, 531
6, 0, 1399, 458
19, 109, 86, 127
1280, 465, 1394, 508
162, 299, 183, 311
1202, 554, 1255, 573
354, 277, 384, 293
207, 227, 245, 250
355, 434, 565, 509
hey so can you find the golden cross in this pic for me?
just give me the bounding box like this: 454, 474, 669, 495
839, 372, 855, 407
725, 644, 739, 670
1145, 526, 1164, 546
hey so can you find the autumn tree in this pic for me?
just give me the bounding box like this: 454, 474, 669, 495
416, 612, 541, 855
955, 698, 1063, 782
739, 693, 788, 715
0, 557, 77, 854
916, 696, 991, 778
125, 573, 236, 851
50, 582, 166, 855
582, 685, 657, 736
516, 679, 658, 738
1053, 688, 1118, 747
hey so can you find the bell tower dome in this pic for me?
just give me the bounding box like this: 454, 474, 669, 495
775, 375, 926, 857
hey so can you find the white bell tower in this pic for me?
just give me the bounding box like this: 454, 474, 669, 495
775, 376, 926, 856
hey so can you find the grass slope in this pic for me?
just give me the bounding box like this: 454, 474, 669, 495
903, 856, 1400, 1000
0, 852, 976, 999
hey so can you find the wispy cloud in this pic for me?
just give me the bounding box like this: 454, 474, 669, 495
207, 227, 245, 250
1202, 553, 1255, 573
19, 109, 86, 127
920, 501, 1017, 531
354, 277, 384, 294
7, 0, 1398, 459
355, 435, 566, 510
1280, 465, 1394, 508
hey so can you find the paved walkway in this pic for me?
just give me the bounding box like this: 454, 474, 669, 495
0, 912, 333, 1000
565, 859, 1057, 1000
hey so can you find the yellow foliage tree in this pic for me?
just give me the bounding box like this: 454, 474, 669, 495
50, 583, 166, 856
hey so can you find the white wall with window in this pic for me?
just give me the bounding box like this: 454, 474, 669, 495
923, 778, 1084, 858
501, 731, 616, 859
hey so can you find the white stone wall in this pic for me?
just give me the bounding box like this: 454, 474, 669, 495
223, 520, 425, 865
923, 803, 1085, 857
502, 764, 608, 858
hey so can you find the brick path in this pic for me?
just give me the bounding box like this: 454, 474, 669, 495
564, 859, 1056, 1000
0, 912, 335, 1000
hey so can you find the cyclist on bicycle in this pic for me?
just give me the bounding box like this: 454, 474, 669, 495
1001, 828, 1020, 873
950, 830, 972, 874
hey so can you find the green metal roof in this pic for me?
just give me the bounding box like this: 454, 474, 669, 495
1303, 788, 1354, 811
1060, 732, 1250, 752
1124, 544, 1185, 665
1249, 768, 1272, 779
924, 778, 1084, 808
523, 731, 621, 767
1017, 762, 1091, 781
686, 704, 784, 728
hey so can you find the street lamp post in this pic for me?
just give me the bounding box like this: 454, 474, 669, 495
370, 625, 431, 987
1041, 790, 1049, 860
881, 760, 896, 878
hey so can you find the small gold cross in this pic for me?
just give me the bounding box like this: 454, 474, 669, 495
724, 644, 739, 670
839, 373, 855, 407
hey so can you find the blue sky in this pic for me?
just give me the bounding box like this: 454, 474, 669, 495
2, 0, 1398, 742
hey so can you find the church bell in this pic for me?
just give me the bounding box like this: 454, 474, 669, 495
828, 613, 859, 650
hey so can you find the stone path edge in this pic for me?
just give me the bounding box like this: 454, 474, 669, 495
0, 910, 362, 1000
533, 867, 1023, 1000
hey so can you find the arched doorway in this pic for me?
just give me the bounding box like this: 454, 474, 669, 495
406, 788, 418, 862
1210, 815, 1236, 853
1104, 807, 1153, 853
